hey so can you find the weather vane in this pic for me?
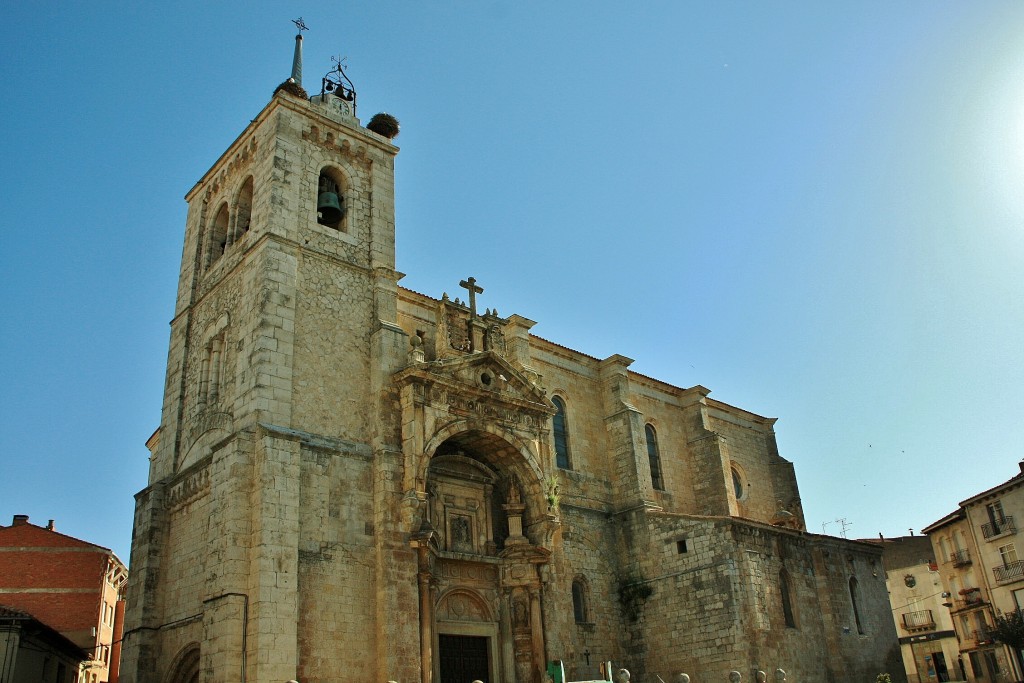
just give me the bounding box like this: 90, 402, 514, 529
292, 17, 308, 33
321, 52, 357, 112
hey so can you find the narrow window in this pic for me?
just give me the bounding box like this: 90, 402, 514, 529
676, 539, 688, 554
849, 577, 864, 634
732, 466, 745, 500
199, 330, 228, 408
780, 569, 797, 628
645, 424, 664, 491
552, 396, 571, 470
572, 577, 589, 623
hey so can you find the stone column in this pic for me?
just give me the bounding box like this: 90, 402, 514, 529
529, 586, 545, 680
500, 589, 515, 683
418, 567, 432, 683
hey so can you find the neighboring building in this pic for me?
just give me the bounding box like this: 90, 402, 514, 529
0, 515, 128, 683
0, 605, 85, 683
878, 535, 961, 682
120, 35, 903, 683
923, 462, 1024, 683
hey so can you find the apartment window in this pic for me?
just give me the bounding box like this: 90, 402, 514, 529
1013, 588, 1024, 611
645, 424, 664, 491
984, 650, 1000, 678
1000, 543, 1018, 567
552, 396, 571, 470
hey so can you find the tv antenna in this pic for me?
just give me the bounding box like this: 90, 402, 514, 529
822, 518, 852, 538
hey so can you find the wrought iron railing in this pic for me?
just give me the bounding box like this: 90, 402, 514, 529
982, 516, 1016, 539
994, 560, 1024, 583
951, 548, 971, 566
953, 588, 985, 611
971, 628, 994, 646
902, 610, 935, 631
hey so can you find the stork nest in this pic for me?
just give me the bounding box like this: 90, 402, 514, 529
274, 79, 309, 100
367, 112, 400, 139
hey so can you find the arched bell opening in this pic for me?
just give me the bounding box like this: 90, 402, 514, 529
316, 166, 347, 229
424, 428, 547, 554
233, 175, 254, 240
205, 202, 230, 269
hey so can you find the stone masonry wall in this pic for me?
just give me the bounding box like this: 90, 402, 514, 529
296, 444, 376, 681
546, 503, 626, 681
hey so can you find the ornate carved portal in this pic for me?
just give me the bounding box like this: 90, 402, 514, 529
413, 446, 551, 683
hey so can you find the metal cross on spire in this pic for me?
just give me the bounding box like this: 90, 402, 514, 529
289, 18, 307, 86
459, 277, 484, 319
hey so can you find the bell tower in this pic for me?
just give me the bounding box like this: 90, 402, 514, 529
121, 23, 407, 683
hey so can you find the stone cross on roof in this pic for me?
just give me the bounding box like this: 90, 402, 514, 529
459, 277, 483, 319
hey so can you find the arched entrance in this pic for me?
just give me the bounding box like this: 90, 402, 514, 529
412, 429, 553, 683
164, 644, 200, 683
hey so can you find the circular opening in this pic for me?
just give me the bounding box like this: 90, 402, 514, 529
480, 373, 492, 386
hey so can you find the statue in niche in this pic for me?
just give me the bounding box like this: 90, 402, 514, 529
451, 515, 473, 553
512, 594, 529, 628
483, 324, 506, 355
447, 309, 470, 351
507, 477, 521, 505
426, 483, 442, 533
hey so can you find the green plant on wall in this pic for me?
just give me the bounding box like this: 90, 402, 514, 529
875, 674, 892, 683
618, 578, 654, 622
545, 475, 560, 513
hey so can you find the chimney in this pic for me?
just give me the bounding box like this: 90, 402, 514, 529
1018, 460, 1024, 474
12, 514, 28, 526
46, 520, 55, 531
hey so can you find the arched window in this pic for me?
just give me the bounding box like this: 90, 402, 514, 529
731, 465, 745, 500
849, 577, 864, 634
552, 396, 571, 470
780, 569, 797, 628
316, 169, 345, 229
572, 577, 589, 624
206, 203, 229, 269
645, 424, 664, 491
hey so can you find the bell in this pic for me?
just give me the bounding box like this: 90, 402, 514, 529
317, 190, 343, 224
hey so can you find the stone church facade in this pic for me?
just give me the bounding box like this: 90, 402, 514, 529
120, 60, 901, 683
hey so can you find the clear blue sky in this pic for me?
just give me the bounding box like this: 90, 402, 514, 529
2, 2, 1023, 562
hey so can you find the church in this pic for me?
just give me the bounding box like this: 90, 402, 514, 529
120, 32, 902, 683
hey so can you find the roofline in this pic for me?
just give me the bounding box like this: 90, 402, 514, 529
921, 508, 966, 535
959, 471, 1024, 508
0, 520, 127, 568
395, 285, 776, 423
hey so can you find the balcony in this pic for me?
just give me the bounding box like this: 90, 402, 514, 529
993, 560, 1024, 584
970, 628, 994, 647
952, 588, 985, 611
982, 516, 1016, 539
902, 610, 936, 632
951, 549, 972, 567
